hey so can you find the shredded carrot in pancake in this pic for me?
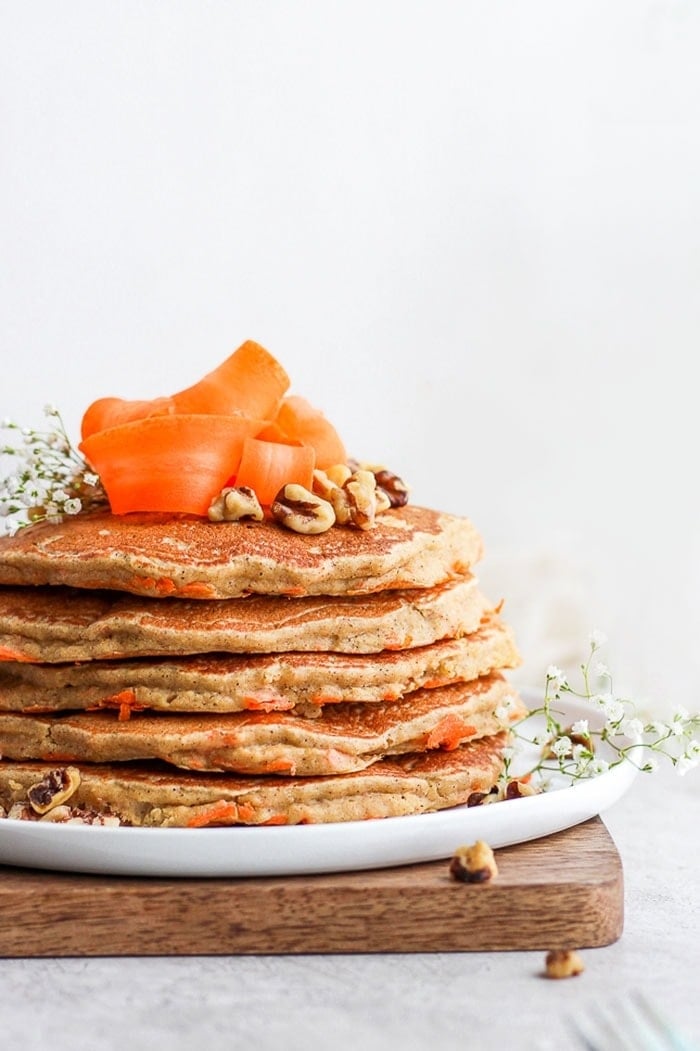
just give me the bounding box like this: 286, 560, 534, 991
0, 647, 37, 662
263, 757, 296, 774
186, 802, 241, 828
91, 689, 145, 721
422, 676, 461, 690
425, 715, 477, 750
242, 691, 294, 712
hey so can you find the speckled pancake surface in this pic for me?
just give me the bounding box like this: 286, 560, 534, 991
0, 505, 483, 599
0, 613, 519, 715
0, 674, 525, 776
0, 575, 489, 662
0, 732, 507, 826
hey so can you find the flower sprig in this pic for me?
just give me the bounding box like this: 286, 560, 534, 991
1, 406, 108, 535
506, 631, 700, 790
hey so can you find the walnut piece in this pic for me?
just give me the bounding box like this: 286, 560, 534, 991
373, 468, 410, 508
325, 464, 352, 488
544, 949, 585, 979
505, 779, 540, 800
27, 766, 81, 815
449, 840, 499, 883
333, 469, 383, 530
208, 486, 264, 523
271, 484, 335, 534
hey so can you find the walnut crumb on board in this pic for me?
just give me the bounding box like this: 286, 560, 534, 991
544, 949, 585, 979
449, 840, 498, 883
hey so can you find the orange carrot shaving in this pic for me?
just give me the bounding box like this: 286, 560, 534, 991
234, 436, 315, 506
80, 340, 289, 441
172, 340, 290, 420
79, 413, 267, 516
272, 395, 346, 469
77, 339, 352, 518
80, 396, 173, 442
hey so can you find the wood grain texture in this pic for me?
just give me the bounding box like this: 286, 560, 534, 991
0, 816, 623, 957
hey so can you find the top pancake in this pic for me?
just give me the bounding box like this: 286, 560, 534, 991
0, 505, 483, 599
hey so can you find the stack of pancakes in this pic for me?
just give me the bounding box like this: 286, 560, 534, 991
0, 503, 526, 826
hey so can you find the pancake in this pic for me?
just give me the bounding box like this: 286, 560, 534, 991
0, 674, 525, 776
0, 612, 519, 715
0, 505, 483, 599
0, 732, 507, 826
0, 574, 489, 662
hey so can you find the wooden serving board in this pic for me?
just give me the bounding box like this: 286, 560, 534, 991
0, 816, 623, 957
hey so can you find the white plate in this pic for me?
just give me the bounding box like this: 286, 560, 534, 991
0, 690, 639, 877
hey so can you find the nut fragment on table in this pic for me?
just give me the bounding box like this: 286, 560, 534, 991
207, 485, 264, 522
27, 766, 81, 814
544, 949, 585, 979
271, 484, 335, 534
449, 839, 499, 883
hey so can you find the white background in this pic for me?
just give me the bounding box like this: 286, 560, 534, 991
1, 1, 698, 713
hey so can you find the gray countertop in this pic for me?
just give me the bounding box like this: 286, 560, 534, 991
1, 766, 698, 1051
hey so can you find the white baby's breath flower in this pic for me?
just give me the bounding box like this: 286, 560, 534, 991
1, 408, 108, 531
589, 629, 608, 648
594, 661, 610, 678
601, 698, 626, 725
588, 758, 610, 776
650, 720, 669, 737
546, 665, 568, 690
676, 754, 698, 776
552, 736, 572, 758
574, 754, 593, 776
571, 719, 589, 736
621, 717, 644, 740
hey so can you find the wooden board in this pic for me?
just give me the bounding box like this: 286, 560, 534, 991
0, 816, 623, 956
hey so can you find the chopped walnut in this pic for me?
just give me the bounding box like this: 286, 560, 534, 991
271, 484, 335, 534
208, 485, 264, 523
505, 779, 541, 800
34, 803, 121, 826
544, 949, 585, 979
373, 468, 410, 508
333, 469, 382, 530
27, 766, 81, 814
325, 463, 352, 488
7, 802, 37, 821
311, 468, 339, 502
467, 785, 503, 806
449, 840, 499, 883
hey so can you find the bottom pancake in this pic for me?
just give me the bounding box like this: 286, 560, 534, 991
0, 733, 507, 826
